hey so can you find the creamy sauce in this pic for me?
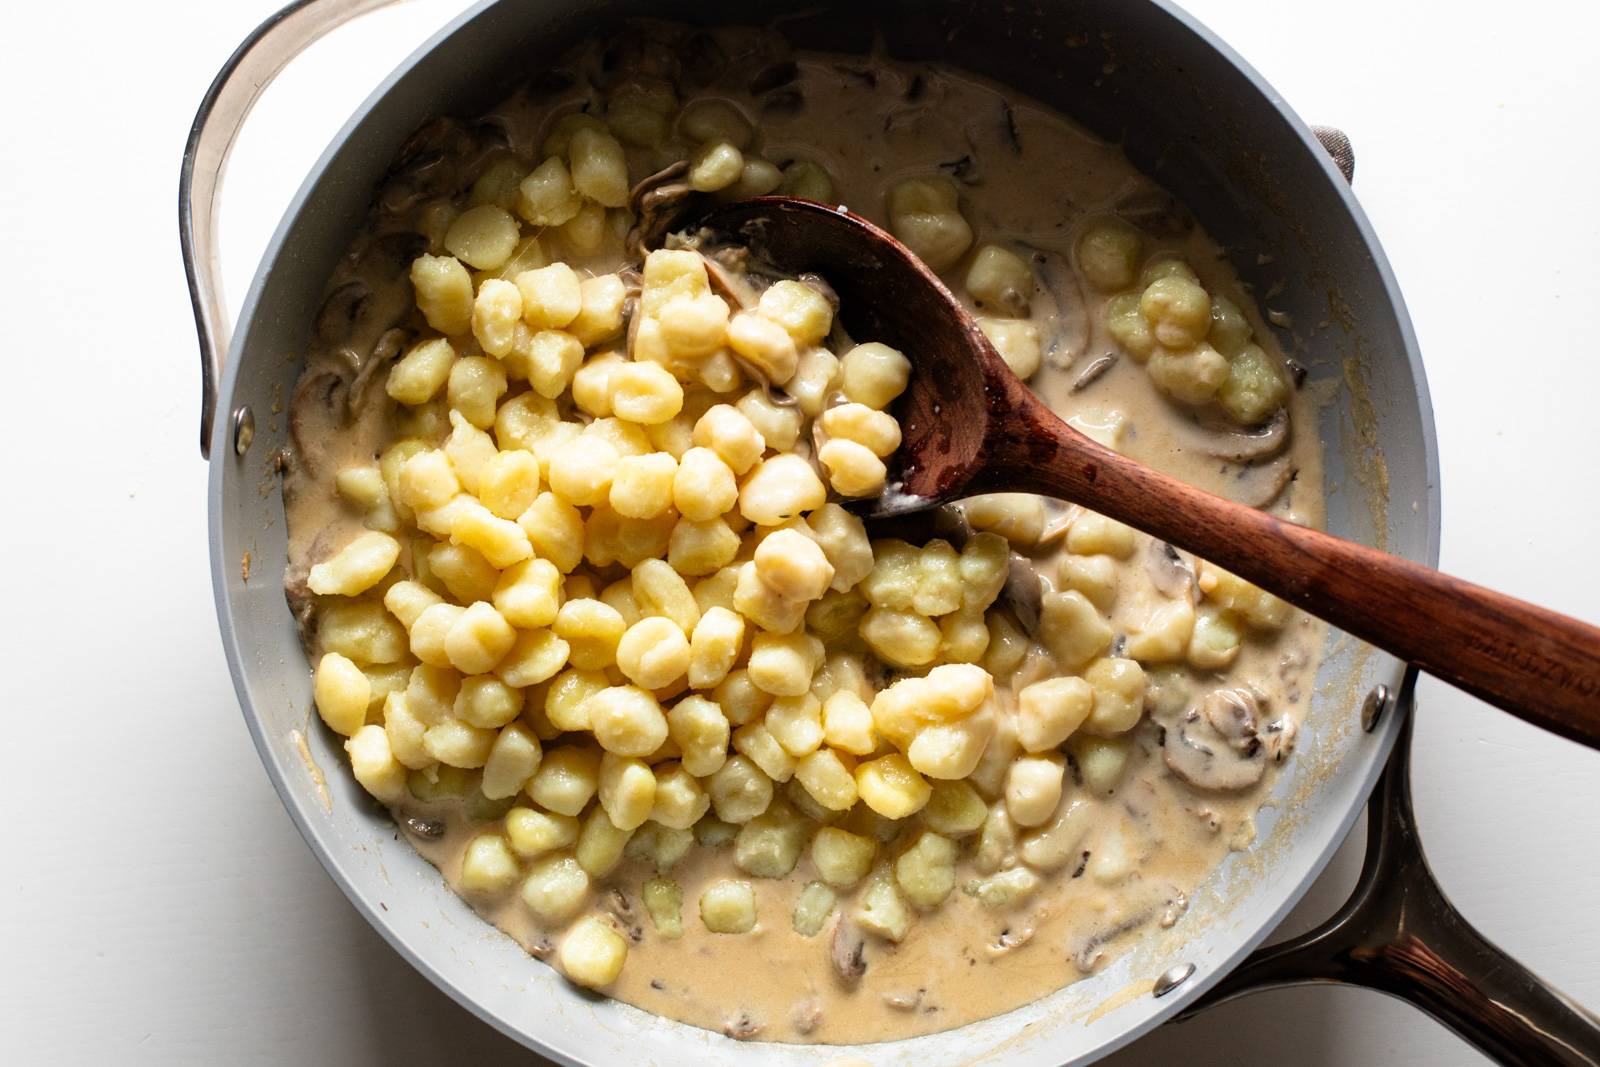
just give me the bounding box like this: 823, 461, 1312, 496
282, 25, 1326, 1045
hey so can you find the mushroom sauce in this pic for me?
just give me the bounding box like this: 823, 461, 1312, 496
282, 25, 1327, 1045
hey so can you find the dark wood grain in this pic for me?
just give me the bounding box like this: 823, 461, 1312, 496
693, 197, 1600, 750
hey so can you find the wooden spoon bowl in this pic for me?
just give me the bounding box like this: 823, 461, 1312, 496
691, 196, 1600, 750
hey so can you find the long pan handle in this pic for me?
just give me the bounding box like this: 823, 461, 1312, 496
1180, 685, 1600, 1066
180, 0, 407, 458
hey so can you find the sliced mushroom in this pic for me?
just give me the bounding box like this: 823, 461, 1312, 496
377, 117, 480, 215
680, 32, 727, 86
861, 502, 972, 548
761, 88, 805, 115
830, 915, 867, 984
987, 921, 1036, 958
703, 248, 760, 310
1226, 456, 1296, 509
283, 564, 316, 650
606, 888, 644, 943
1070, 906, 1153, 973
1000, 101, 1022, 155
348, 327, 411, 413
315, 281, 372, 344
357, 230, 430, 280
1019, 244, 1090, 370
1163, 704, 1267, 791
1000, 553, 1045, 640
1114, 189, 1194, 239
626, 160, 697, 257
1202, 688, 1262, 752
749, 59, 799, 93
594, 32, 680, 89
289, 367, 350, 467
1145, 540, 1197, 601
796, 271, 841, 313
1168, 408, 1290, 463
1259, 713, 1299, 762
402, 814, 445, 839
1118, 777, 1160, 822
1036, 500, 1079, 546
1070, 353, 1117, 393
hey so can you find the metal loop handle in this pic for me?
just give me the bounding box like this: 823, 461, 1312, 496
180, 0, 407, 458
1181, 680, 1600, 1066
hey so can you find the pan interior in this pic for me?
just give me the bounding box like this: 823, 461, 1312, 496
208, 1, 1431, 1063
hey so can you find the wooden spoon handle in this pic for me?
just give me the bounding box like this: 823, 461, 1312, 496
986, 418, 1600, 749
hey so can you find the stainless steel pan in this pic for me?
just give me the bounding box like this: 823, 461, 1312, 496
185, 1, 1600, 1062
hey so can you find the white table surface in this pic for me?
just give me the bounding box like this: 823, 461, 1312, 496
5, 0, 1597, 1062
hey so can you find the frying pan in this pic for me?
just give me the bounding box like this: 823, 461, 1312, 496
184, 1, 1600, 1062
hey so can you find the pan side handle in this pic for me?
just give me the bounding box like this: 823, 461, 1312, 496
1181, 682, 1600, 1066
180, 0, 408, 459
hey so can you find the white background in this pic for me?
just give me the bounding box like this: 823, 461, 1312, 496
4, 0, 1597, 1063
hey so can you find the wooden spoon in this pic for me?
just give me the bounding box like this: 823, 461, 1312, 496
692, 196, 1600, 749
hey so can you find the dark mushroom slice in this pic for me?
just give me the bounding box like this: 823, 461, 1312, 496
347, 328, 412, 413
357, 230, 430, 281
625, 160, 698, 257
1070, 906, 1154, 973
1163, 702, 1267, 791
377, 117, 480, 214
681, 33, 728, 86
1070, 353, 1117, 393
1000, 553, 1046, 641
594, 32, 680, 90
402, 814, 446, 839
829, 915, 867, 984
702, 248, 760, 310
1167, 407, 1290, 463
1019, 244, 1091, 370
860, 502, 972, 548
986, 921, 1036, 958
1226, 455, 1295, 509
289, 367, 352, 472
749, 59, 799, 93
604, 889, 644, 944
937, 154, 980, 185
315, 281, 372, 344
1000, 101, 1022, 154
1259, 712, 1299, 762
1146, 540, 1197, 601
761, 88, 805, 115
1114, 189, 1194, 239
1201, 688, 1261, 751
283, 564, 316, 652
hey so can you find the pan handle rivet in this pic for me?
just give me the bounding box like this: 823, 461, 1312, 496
1360, 683, 1392, 732
232, 406, 255, 457
1152, 963, 1195, 998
